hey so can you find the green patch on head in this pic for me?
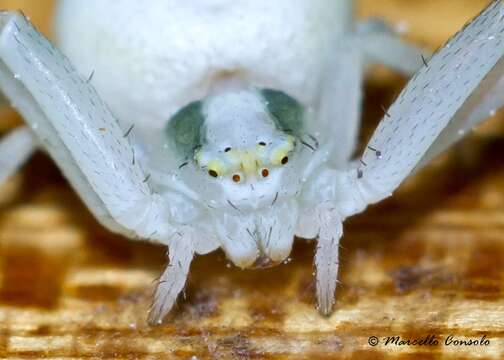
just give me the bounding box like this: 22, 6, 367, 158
165, 101, 206, 158
261, 89, 305, 138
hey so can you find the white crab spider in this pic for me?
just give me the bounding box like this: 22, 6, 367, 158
0, 0, 503, 324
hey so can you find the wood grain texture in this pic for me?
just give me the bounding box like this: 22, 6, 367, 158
0, 1, 503, 359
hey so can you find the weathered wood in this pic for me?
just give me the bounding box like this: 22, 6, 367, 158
0, 0, 502, 358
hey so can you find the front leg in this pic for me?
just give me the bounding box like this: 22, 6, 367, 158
149, 227, 195, 325
301, 0, 504, 317
0, 11, 211, 321
354, 0, 504, 207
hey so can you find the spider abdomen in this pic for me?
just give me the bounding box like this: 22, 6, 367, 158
54, 0, 338, 133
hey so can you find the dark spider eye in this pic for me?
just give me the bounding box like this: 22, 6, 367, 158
281, 156, 289, 165
258, 141, 267, 146
261, 169, 269, 178
232, 174, 241, 183
224, 147, 232, 152
208, 170, 218, 178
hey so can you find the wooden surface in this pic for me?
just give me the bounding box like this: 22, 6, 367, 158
1, 1, 503, 359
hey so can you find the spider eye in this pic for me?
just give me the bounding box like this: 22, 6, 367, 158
269, 135, 295, 166
232, 174, 241, 183
261, 169, 269, 178
224, 147, 232, 153
205, 159, 227, 177
258, 141, 267, 146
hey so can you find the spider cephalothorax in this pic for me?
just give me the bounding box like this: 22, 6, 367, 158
168, 88, 304, 184
161, 87, 317, 270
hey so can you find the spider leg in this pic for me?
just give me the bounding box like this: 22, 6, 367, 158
313, 41, 364, 168
355, 18, 431, 75
0, 45, 132, 235
418, 58, 504, 168
311, 4, 430, 170
0, 126, 37, 184
334, 0, 354, 34
351, 0, 504, 210
0, 11, 212, 320
311, 0, 358, 168
148, 228, 194, 325
314, 203, 343, 316
0, 11, 201, 240
302, 1, 504, 317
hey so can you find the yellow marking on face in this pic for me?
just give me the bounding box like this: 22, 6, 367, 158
224, 149, 242, 165
223, 149, 264, 177
207, 159, 227, 177
270, 135, 295, 166
240, 150, 259, 177
196, 135, 295, 180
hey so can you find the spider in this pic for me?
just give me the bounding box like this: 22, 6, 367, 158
0, 0, 502, 325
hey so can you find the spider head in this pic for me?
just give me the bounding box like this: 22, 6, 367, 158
167, 87, 306, 208
194, 134, 295, 184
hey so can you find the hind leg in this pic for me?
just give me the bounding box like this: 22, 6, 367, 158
0, 126, 37, 184
355, 18, 431, 75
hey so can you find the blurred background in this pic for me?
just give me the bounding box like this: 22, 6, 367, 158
0, 1, 502, 359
